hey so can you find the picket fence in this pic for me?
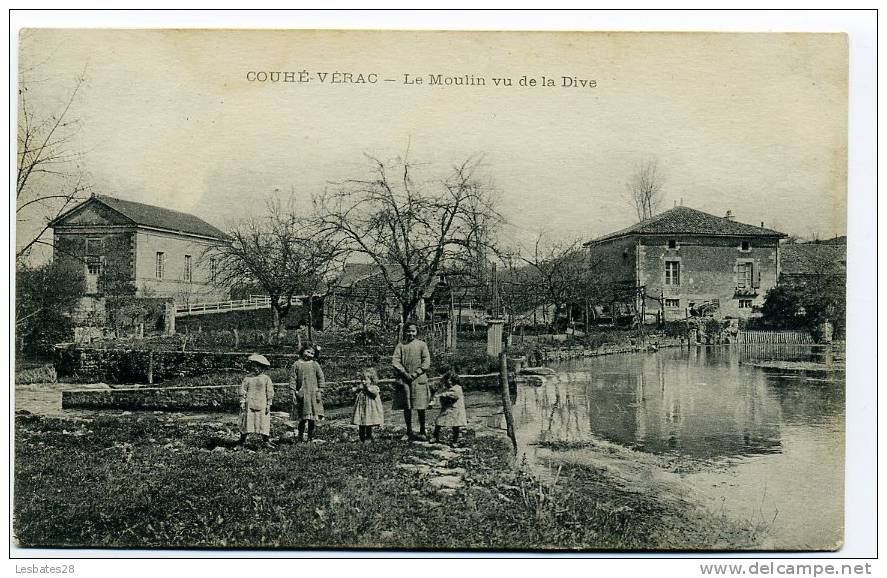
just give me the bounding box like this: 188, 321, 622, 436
736, 330, 814, 344
175, 295, 306, 317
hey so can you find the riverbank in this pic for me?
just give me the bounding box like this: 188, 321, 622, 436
13, 410, 765, 550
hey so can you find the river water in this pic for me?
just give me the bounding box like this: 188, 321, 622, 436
473, 345, 845, 551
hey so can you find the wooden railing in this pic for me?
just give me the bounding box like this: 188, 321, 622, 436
175, 295, 305, 317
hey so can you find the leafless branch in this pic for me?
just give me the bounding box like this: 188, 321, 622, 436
625, 159, 664, 221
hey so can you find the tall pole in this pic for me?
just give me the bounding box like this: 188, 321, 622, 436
491, 262, 500, 318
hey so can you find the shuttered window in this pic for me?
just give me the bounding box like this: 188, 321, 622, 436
665, 261, 680, 285
737, 262, 753, 288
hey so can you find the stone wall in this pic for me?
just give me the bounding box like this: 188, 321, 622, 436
535, 335, 685, 362
133, 229, 229, 303
54, 229, 136, 296
53, 346, 306, 383
61, 374, 504, 412
636, 234, 779, 321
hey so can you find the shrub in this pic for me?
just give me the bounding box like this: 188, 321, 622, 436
703, 318, 722, 339
15, 364, 57, 385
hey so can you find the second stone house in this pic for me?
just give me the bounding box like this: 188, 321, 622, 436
584, 206, 787, 322
50, 194, 231, 304
49, 194, 231, 337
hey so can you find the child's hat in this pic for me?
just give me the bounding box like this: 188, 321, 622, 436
248, 353, 271, 367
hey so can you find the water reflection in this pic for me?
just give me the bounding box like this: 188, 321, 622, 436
512, 345, 844, 462
490, 344, 845, 550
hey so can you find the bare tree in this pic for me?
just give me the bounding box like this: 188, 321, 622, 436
315, 153, 502, 325
209, 199, 346, 337
16, 68, 90, 262
515, 233, 589, 332
625, 159, 664, 221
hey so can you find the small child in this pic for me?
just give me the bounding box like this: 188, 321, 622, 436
351, 367, 384, 442
237, 353, 275, 450
433, 368, 468, 446
289, 343, 325, 442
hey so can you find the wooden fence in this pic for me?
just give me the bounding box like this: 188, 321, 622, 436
736, 330, 814, 344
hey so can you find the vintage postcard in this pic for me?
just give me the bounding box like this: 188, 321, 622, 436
14, 28, 850, 553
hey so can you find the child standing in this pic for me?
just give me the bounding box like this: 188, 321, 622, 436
289, 343, 325, 442
237, 353, 275, 450
351, 367, 384, 442
434, 368, 468, 446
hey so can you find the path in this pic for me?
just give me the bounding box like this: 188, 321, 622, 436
396, 442, 472, 496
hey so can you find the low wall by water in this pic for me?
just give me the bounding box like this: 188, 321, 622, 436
61, 373, 506, 412
53, 346, 299, 384
535, 336, 685, 362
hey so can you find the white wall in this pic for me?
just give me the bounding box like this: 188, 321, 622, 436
134, 229, 229, 304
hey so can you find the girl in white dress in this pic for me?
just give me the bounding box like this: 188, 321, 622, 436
237, 353, 275, 450
433, 368, 467, 446
351, 367, 385, 442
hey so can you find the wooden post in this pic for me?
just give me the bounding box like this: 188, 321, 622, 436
164, 301, 176, 336
147, 350, 154, 384
499, 350, 518, 454
487, 319, 504, 358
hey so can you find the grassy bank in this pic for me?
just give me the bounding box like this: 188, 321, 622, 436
14, 412, 763, 550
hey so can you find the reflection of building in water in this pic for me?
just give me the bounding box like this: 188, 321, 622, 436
513, 350, 785, 459
514, 377, 592, 443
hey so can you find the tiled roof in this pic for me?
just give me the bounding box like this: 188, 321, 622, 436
781, 242, 847, 276
95, 195, 228, 239
586, 206, 786, 245
52, 195, 228, 240
333, 262, 403, 288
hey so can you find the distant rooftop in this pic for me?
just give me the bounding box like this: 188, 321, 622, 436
52, 194, 228, 240
781, 242, 847, 277
585, 206, 786, 245
333, 262, 403, 288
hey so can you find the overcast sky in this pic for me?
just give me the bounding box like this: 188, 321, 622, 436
17, 29, 847, 257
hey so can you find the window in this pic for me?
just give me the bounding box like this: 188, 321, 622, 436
740, 240, 751, 252
84, 257, 103, 294
184, 255, 192, 282
665, 298, 680, 308
155, 252, 165, 279
86, 259, 102, 276
665, 261, 680, 285
737, 262, 753, 288
739, 299, 753, 309
209, 257, 217, 282
668, 239, 677, 249
85, 238, 103, 255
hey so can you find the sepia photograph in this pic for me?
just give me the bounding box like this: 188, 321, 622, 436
11, 23, 860, 555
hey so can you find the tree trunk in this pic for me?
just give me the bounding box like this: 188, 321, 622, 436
271, 305, 281, 336
362, 295, 368, 333
307, 295, 314, 341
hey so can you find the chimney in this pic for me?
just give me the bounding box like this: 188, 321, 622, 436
725, 210, 734, 221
